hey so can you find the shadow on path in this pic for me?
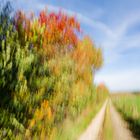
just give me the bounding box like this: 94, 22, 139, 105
125, 117, 140, 139
117, 108, 140, 140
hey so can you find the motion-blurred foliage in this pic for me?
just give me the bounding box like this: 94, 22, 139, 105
0, 2, 108, 139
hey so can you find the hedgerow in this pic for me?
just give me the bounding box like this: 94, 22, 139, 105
0, 2, 108, 139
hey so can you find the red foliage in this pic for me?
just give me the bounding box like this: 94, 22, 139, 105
14, 9, 81, 55
38, 10, 80, 46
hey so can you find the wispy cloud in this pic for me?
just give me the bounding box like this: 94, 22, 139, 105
102, 11, 140, 49
99, 11, 140, 67
46, 4, 113, 37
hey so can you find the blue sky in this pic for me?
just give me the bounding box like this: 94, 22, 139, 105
10, 0, 140, 92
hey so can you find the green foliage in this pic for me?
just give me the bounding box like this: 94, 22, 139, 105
0, 2, 108, 139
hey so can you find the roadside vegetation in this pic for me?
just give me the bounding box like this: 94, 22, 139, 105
54, 84, 109, 140
0, 2, 108, 139
112, 93, 140, 139
53, 96, 103, 140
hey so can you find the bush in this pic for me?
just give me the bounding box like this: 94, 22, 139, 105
0, 2, 107, 139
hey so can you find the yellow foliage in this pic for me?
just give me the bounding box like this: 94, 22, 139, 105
29, 100, 52, 130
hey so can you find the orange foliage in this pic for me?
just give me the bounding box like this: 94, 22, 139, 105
72, 36, 102, 83
97, 83, 109, 94
29, 100, 52, 129
14, 10, 80, 57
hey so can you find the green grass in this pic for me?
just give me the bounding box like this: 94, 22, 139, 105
52, 101, 104, 140
112, 93, 140, 139
101, 103, 113, 140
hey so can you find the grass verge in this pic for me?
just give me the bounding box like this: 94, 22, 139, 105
101, 103, 113, 140
52, 101, 104, 140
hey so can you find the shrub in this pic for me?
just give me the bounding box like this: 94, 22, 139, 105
0, 2, 107, 139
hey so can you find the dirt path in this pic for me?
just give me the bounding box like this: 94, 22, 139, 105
79, 100, 107, 140
79, 99, 136, 140
109, 101, 136, 140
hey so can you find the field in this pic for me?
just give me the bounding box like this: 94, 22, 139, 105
112, 93, 140, 139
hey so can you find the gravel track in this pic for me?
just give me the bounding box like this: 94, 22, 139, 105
79, 100, 107, 140
79, 99, 136, 140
